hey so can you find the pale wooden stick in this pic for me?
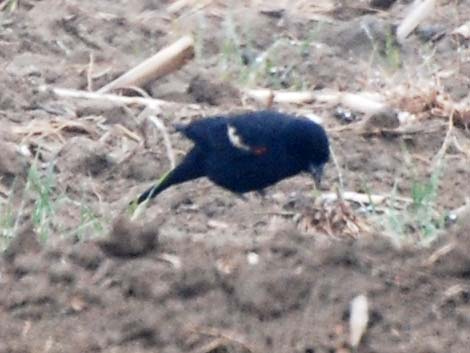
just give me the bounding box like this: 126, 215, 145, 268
98, 35, 195, 93
340, 92, 388, 115
425, 243, 456, 266
40, 85, 200, 110
310, 89, 342, 104
273, 91, 316, 104
167, 0, 193, 13
244, 89, 274, 107
245, 88, 388, 113
396, 0, 436, 43
86, 52, 95, 92
245, 89, 314, 105
319, 191, 412, 205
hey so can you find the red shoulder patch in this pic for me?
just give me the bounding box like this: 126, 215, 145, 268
253, 146, 268, 156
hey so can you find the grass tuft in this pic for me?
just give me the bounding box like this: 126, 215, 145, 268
27, 162, 56, 242
1, 160, 108, 250
385, 157, 445, 246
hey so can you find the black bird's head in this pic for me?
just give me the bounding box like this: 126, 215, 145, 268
284, 118, 330, 187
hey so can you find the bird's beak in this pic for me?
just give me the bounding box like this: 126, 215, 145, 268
309, 163, 325, 189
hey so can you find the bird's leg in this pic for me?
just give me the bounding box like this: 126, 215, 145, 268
255, 189, 268, 200
255, 189, 267, 198
234, 189, 268, 205
232, 191, 267, 204
254, 189, 269, 206
233, 192, 250, 203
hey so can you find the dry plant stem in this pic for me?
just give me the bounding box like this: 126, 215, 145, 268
167, 0, 214, 16
320, 191, 412, 205
114, 124, 142, 143
120, 85, 151, 98
91, 68, 112, 80
452, 136, 470, 158
396, 0, 436, 43
87, 52, 94, 92
129, 108, 175, 220
135, 106, 175, 168
157, 253, 181, 268
89, 178, 103, 205
274, 91, 316, 104
40, 86, 200, 110
187, 326, 257, 353
328, 143, 344, 193
431, 284, 468, 319
13, 118, 98, 145
0, 0, 17, 11
330, 121, 446, 135
244, 89, 274, 107
147, 115, 176, 168
194, 338, 227, 353
245, 88, 388, 114
245, 89, 313, 106
425, 243, 456, 266
340, 92, 388, 114
167, 0, 193, 13
98, 35, 195, 93
432, 109, 454, 169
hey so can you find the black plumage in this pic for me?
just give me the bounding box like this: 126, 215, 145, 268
135, 110, 329, 204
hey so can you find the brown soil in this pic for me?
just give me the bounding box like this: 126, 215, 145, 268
1, 1, 470, 352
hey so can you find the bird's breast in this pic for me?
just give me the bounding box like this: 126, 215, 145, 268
205, 150, 303, 193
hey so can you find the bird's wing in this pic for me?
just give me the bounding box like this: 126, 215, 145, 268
175, 116, 228, 150
176, 117, 254, 154
227, 112, 288, 155
177, 111, 288, 155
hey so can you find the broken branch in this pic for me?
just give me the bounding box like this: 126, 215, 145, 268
40, 85, 199, 110
98, 35, 195, 93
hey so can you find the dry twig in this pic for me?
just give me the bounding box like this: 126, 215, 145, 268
98, 35, 195, 93
396, 0, 437, 43
246, 89, 389, 116
40, 85, 200, 110
432, 109, 454, 169
425, 243, 456, 267
12, 118, 98, 144
147, 115, 176, 168
187, 326, 258, 353
245, 89, 314, 106
86, 52, 95, 92
328, 143, 344, 192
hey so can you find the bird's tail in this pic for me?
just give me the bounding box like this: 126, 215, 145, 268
133, 147, 205, 205
135, 170, 172, 204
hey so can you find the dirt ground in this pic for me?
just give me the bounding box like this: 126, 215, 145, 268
1, 0, 470, 352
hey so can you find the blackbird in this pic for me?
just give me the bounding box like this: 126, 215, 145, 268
135, 110, 329, 204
